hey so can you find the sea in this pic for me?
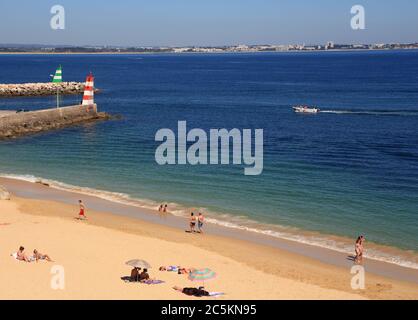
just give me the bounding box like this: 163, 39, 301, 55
0, 50, 417, 269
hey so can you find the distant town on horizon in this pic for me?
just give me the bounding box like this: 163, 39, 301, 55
1, 41, 418, 54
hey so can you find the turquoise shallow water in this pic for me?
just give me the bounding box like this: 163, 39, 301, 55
0, 51, 418, 266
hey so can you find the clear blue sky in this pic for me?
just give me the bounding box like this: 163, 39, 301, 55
0, 0, 417, 46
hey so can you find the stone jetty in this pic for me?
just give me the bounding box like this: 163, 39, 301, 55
0, 82, 99, 97
0, 104, 110, 139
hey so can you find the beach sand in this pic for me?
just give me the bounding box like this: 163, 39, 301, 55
0, 193, 417, 300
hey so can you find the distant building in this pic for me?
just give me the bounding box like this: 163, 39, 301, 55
325, 41, 334, 50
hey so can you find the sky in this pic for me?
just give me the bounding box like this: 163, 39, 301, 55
0, 0, 417, 47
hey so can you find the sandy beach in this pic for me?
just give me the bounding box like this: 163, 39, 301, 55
1, 179, 418, 300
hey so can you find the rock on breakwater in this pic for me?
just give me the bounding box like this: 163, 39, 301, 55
0, 82, 99, 97
0, 104, 111, 139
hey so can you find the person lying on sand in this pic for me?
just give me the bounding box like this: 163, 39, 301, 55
178, 267, 195, 274
173, 286, 209, 297
159, 266, 177, 272
159, 266, 195, 274
16, 246, 30, 262
33, 249, 53, 262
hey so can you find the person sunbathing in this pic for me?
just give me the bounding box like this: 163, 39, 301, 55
159, 266, 194, 274
16, 246, 30, 262
178, 267, 195, 274
33, 249, 53, 262
173, 286, 209, 297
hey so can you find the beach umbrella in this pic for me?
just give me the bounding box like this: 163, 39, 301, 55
125, 259, 151, 269
188, 268, 216, 283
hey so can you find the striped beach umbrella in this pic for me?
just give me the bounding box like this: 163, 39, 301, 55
82, 73, 95, 106
52, 65, 62, 83
188, 268, 217, 282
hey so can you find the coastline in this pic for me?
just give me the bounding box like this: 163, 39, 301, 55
1, 176, 418, 299
1, 174, 418, 274
1, 48, 417, 55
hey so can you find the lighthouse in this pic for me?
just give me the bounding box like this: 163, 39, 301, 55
82, 73, 95, 106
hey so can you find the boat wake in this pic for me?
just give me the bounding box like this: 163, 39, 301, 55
320, 109, 418, 116
1, 172, 418, 270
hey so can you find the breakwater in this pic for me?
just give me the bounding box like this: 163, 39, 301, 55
0, 104, 110, 139
0, 82, 99, 97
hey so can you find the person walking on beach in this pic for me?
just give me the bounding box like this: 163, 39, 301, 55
163, 204, 168, 213
198, 212, 205, 234
78, 200, 87, 220
359, 235, 365, 264
190, 212, 196, 233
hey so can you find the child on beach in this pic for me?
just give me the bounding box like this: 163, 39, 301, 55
78, 200, 87, 220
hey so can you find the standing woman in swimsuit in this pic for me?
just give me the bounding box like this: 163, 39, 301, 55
190, 212, 196, 233
354, 236, 362, 264
198, 212, 205, 234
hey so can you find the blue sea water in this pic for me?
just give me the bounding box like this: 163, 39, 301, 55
1, 51, 418, 266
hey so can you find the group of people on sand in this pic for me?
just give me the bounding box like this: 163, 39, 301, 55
16, 246, 53, 263
130, 267, 150, 282
128, 265, 218, 297
189, 212, 204, 233
354, 235, 366, 264
158, 266, 217, 297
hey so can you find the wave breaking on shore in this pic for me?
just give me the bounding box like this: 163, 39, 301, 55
1, 172, 418, 270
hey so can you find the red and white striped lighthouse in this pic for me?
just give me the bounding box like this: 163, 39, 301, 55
82, 73, 95, 106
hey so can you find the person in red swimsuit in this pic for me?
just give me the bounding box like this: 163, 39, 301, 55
78, 200, 87, 220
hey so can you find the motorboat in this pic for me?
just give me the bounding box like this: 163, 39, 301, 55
293, 105, 320, 114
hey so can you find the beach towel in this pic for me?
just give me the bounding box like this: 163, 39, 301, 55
167, 266, 178, 272
10, 252, 35, 262
209, 292, 225, 297
142, 280, 165, 285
